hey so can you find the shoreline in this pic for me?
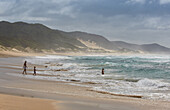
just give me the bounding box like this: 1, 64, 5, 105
6, 71, 144, 99
0, 55, 170, 110
0, 78, 169, 110
1, 50, 169, 58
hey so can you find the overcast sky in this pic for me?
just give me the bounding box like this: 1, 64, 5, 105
1, 0, 170, 47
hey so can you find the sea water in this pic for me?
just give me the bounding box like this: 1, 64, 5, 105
25, 55, 170, 101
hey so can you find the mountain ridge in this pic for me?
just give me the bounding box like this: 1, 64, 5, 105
0, 21, 170, 54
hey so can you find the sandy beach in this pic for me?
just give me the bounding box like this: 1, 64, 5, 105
0, 54, 169, 110
0, 94, 59, 110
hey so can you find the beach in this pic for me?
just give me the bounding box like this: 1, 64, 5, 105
0, 94, 59, 110
0, 54, 170, 110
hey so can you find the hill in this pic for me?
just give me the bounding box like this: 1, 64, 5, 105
0, 21, 170, 54
0, 21, 85, 52
112, 41, 170, 54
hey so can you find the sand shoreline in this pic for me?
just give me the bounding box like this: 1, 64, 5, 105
0, 93, 59, 110
0, 55, 170, 110
0, 50, 157, 58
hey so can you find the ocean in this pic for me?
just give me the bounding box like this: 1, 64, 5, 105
25, 55, 170, 101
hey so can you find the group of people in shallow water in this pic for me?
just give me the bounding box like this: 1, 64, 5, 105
22, 61, 105, 76
22, 61, 36, 76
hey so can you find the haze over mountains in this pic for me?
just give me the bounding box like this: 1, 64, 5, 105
0, 21, 170, 54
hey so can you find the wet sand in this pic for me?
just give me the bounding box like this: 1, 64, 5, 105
0, 57, 169, 110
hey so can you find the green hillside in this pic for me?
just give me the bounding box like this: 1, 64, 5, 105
0, 21, 86, 52
0, 21, 170, 54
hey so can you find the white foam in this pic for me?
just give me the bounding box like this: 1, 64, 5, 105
136, 78, 169, 90
35, 55, 72, 59
15, 55, 170, 101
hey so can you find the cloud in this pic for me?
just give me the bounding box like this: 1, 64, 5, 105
127, 0, 170, 5
47, 5, 77, 18
0, 0, 15, 14
126, 0, 146, 4
159, 0, 170, 4
0, 0, 78, 21
142, 17, 170, 30
1, 0, 170, 47
50, 0, 78, 4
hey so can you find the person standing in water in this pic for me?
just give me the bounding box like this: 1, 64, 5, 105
22, 61, 27, 75
102, 68, 104, 75
33, 66, 36, 76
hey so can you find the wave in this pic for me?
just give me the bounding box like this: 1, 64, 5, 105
35, 55, 72, 60
23, 55, 170, 101
114, 77, 140, 82
136, 78, 169, 89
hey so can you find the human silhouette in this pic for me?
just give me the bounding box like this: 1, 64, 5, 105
22, 61, 27, 75
33, 66, 36, 76
102, 68, 104, 75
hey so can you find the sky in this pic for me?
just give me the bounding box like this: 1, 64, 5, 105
0, 0, 170, 47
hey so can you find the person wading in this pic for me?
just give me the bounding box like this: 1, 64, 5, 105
102, 68, 104, 75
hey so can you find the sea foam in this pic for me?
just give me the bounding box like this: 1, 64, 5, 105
23, 55, 170, 101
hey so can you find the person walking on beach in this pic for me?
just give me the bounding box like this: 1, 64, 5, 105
102, 68, 104, 75
33, 66, 36, 76
22, 61, 27, 75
